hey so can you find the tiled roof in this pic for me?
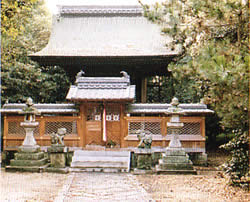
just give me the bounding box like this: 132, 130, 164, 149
66, 72, 135, 101
0, 104, 78, 114
127, 103, 214, 114
29, 2, 178, 63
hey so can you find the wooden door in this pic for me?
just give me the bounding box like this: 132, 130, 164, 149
85, 104, 103, 145
85, 103, 122, 147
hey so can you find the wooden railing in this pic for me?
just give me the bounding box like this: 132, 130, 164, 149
3, 115, 81, 150
124, 116, 206, 152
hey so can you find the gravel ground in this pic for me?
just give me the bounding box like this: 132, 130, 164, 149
0, 168, 69, 202
136, 172, 250, 202
1, 168, 249, 202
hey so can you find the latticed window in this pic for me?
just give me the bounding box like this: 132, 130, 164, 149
87, 105, 102, 121
167, 122, 201, 135
128, 122, 161, 135
106, 104, 120, 122
45, 121, 77, 136
8, 121, 39, 136
87, 104, 120, 121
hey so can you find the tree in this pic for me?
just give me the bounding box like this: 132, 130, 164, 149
1, 0, 70, 104
142, 0, 249, 186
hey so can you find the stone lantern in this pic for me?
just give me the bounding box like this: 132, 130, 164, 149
6, 98, 49, 172
156, 97, 196, 174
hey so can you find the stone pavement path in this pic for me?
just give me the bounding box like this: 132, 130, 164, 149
54, 172, 154, 202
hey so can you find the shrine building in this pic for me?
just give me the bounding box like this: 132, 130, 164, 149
1, 0, 213, 164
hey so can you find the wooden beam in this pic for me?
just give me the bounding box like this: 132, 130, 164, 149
141, 77, 147, 103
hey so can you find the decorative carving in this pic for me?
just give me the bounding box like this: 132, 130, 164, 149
19, 97, 40, 122
50, 128, 67, 146
136, 130, 152, 149
76, 70, 85, 79
120, 71, 130, 79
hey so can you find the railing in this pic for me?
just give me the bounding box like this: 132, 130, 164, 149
125, 116, 206, 152
3, 116, 81, 150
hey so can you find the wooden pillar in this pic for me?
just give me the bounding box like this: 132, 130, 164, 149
141, 77, 147, 103
3, 115, 8, 151
39, 116, 45, 146
120, 104, 125, 148
201, 117, 206, 138
78, 103, 86, 148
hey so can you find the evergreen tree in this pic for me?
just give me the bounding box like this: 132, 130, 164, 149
142, 0, 249, 186
1, 0, 70, 104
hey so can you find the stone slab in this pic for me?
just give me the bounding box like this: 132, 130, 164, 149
10, 158, 48, 167
14, 152, 44, 160
72, 156, 129, 162
70, 161, 128, 168
70, 150, 131, 172
157, 161, 194, 170
161, 155, 190, 163
18, 145, 40, 153
5, 164, 50, 172
133, 168, 154, 175
45, 167, 69, 174
73, 150, 131, 157
134, 148, 153, 154
165, 149, 186, 156
48, 146, 67, 153
156, 169, 197, 175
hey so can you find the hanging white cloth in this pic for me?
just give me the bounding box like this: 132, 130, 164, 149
102, 104, 107, 142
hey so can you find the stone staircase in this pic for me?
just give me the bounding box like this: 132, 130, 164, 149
70, 150, 131, 173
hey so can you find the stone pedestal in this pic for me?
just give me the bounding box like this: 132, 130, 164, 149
133, 149, 153, 174
156, 148, 196, 174
6, 122, 49, 172
46, 145, 69, 173
156, 97, 197, 174
48, 145, 67, 168
6, 149, 49, 172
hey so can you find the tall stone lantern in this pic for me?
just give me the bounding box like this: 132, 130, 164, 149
156, 97, 196, 174
6, 98, 49, 172
18, 97, 40, 152
165, 97, 185, 149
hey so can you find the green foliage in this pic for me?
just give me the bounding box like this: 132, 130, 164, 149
143, 0, 249, 187
1, 0, 70, 104
220, 132, 249, 189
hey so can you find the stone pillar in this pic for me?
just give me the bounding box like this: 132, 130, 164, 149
48, 146, 68, 169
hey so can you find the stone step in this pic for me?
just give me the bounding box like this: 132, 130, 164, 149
72, 156, 129, 163
161, 155, 190, 163
155, 165, 197, 175
5, 164, 50, 172
10, 158, 48, 167
14, 152, 45, 160
157, 160, 194, 170
71, 161, 128, 168
70, 150, 131, 172
69, 167, 129, 173
73, 150, 130, 157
